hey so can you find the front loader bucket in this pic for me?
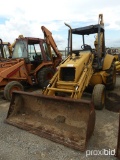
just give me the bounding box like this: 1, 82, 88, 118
6, 91, 95, 151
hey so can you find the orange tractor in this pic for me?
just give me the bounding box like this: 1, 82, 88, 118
0, 26, 62, 100
0, 39, 13, 60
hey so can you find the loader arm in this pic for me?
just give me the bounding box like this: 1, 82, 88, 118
41, 26, 62, 67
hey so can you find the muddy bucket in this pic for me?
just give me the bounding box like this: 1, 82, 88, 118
6, 91, 95, 151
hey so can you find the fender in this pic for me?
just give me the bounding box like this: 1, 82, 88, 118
102, 54, 115, 70
0, 60, 25, 83
34, 61, 53, 76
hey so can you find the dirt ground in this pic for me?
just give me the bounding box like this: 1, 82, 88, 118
0, 76, 120, 160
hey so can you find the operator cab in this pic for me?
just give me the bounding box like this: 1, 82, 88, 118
12, 37, 52, 66
67, 23, 105, 69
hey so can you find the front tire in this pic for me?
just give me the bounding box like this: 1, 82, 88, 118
92, 84, 106, 110
4, 81, 24, 101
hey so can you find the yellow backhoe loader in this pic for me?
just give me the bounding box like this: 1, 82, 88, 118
6, 14, 116, 151
106, 48, 120, 73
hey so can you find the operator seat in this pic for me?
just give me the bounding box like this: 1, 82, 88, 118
83, 45, 92, 52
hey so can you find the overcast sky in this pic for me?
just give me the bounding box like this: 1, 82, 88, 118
0, 0, 120, 49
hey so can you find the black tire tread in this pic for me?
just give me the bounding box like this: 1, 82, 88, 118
37, 67, 54, 88
92, 84, 105, 110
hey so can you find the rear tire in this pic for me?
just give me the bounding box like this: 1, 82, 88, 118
37, 67, 55, 88
4, 81, 24, 101
106, 61, 116, 90
92, 84, 106, 110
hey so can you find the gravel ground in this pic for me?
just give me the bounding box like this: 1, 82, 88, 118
0, 76, 120, 160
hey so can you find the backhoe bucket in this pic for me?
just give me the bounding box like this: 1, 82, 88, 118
6, 91, 95, 151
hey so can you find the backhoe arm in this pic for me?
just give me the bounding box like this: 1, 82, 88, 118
94, 14, 105, 57
98, 14, 104, 25
41, 26, 62, 59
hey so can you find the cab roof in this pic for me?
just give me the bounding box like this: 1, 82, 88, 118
71, 24, 104, 35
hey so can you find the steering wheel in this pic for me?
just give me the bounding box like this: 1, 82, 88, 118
81, 44, 91, 50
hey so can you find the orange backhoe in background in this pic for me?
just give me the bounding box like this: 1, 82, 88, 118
0, 26, 62, 100
0, 39, 13, 60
